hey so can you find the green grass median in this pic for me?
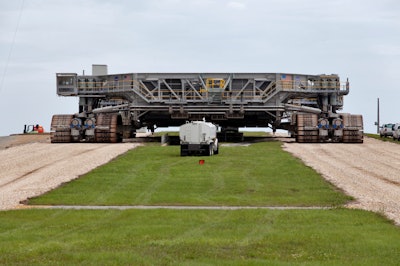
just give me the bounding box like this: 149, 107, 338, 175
28, 141, 350, 206
1, 208, 399, 265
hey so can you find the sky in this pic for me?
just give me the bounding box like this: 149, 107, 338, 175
1, 0, 400, 136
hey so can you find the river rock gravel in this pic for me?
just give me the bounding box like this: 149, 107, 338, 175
283, 137, 400, 225
0, 138, 138, 210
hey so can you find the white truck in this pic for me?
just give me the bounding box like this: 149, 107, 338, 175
380, 123, 394, 138
392, 123, 400, 140
179, 121, 219, 156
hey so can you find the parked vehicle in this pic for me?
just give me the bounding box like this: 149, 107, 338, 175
392, 123, 400, 140
23, 124, 44, 134
179, 121, 219, 156
380, 123, 394, 137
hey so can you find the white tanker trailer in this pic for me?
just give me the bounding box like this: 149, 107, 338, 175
179, 121, 219, 156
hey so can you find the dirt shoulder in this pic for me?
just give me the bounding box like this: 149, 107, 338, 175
283, 137, 400, 225
0, 135, 138, 210
0, 134, 50, 149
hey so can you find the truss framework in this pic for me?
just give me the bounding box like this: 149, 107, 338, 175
56, 72, 349, 128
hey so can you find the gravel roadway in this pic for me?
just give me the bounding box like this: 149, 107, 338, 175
283, 137, 400, 225
0, 137, 138, 210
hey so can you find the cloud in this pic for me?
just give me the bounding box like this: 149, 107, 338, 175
227, 1, 246, 10
372, 44, 400, 56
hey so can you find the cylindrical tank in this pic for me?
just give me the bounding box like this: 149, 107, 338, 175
179, 121, 217, 144
179, 121, 219, 156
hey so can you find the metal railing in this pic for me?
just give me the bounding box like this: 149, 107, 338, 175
76, 79, 349, 104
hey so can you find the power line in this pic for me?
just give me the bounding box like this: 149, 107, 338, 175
0, 0, 25, 96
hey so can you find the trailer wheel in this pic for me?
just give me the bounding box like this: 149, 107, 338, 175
208, 144, 213, 156
180, 145, 188, 156
213, 139, 219, 155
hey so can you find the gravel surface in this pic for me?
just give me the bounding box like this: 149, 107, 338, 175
0, 139, 138, 210
283, 137, 400, 225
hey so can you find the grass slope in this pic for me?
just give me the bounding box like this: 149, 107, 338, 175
29, 142, 350, 206
0, 208, 399, 265
366, 133, 399, 143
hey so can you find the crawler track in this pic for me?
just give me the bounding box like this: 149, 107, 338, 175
296, 113, 319, 143
95, 113, 120, 143
50, 113, 122, 143
50, 114, 73, 143
295, 113, 363, 143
